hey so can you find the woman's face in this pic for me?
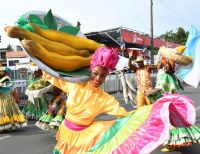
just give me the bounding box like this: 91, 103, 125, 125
90, 66, 107, 88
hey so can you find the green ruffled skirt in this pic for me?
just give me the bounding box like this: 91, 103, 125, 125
164, 125, 200, 149
35, 93, 66, 130
22, 93, 51, 120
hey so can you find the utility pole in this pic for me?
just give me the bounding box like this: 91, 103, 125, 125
150, 0, 154, 64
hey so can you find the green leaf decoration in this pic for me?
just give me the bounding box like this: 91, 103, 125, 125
29, 14, 44, 25
16, 16, 34, 32
16, 15, 28, 27
21, 23, 34, 32
16, 9, 80, 36
29, 14, 49, 30
58, 67, 89, 77
59, 26, 80, 35
44, 9, 57, 30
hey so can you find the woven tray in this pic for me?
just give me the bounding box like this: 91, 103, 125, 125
18, 10, 89, 83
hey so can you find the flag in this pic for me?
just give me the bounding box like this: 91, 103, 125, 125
178, 26, 200, 88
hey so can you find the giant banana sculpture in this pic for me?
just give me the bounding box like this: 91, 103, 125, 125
4, 26, 90, 57
30, 23, 103, 51
21, 39, 91, 72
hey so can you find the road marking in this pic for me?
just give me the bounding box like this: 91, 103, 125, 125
0, 135, 11, 140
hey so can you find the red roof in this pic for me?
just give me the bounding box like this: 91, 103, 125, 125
6, 51, 27, 58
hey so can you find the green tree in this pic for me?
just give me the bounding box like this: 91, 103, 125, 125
176, 27, 189, 44
160, 27, 189, 45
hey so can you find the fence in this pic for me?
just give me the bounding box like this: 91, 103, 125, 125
102, 71, 156, 94
102, 73, 136, 94
9, 69, 156, 102
10, 70, 31, 99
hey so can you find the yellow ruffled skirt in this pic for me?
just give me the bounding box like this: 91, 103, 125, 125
0, 93, 27, 132
54, 120, 115, 154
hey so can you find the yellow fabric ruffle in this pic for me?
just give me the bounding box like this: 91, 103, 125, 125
0, 114, 26, 125
0, 92, 27, 127
55, 120, 115, 154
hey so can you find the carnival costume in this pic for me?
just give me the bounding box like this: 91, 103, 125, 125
49, 96, 66, 130
39, 47, 196, 154
128, 56, 153, 108
22, 77, 52, 120
0, 67, 27, 132
35, 87, 67, 130
149, 56, 200, 151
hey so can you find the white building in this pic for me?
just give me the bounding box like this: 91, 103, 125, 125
6, 50, 38, 99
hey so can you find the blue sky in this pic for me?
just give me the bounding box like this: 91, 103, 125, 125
0, 0, 200, 47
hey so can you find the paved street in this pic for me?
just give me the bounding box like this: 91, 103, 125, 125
0, 120, 55, 154
0, 86, 200, 154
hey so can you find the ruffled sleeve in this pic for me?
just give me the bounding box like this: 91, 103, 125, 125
42, 71, 76, 93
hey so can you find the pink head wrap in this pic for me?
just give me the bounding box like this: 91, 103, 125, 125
90, 47, 119, 74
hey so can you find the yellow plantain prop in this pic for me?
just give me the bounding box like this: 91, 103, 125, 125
30, 23, 103, 51
21, 39, 91, 72
174, 45, 187, 55
159, 46, 192, 66
4, 26, 90, 57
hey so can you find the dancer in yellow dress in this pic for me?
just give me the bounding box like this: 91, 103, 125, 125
42, 47, 196, 154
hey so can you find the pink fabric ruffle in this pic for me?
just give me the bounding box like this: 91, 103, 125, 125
112, 93, 195, 154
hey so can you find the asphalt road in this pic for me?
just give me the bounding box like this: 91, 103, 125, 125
0, 121, 55, 154
0, 86, 200, 154
182, 86, 200, 118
